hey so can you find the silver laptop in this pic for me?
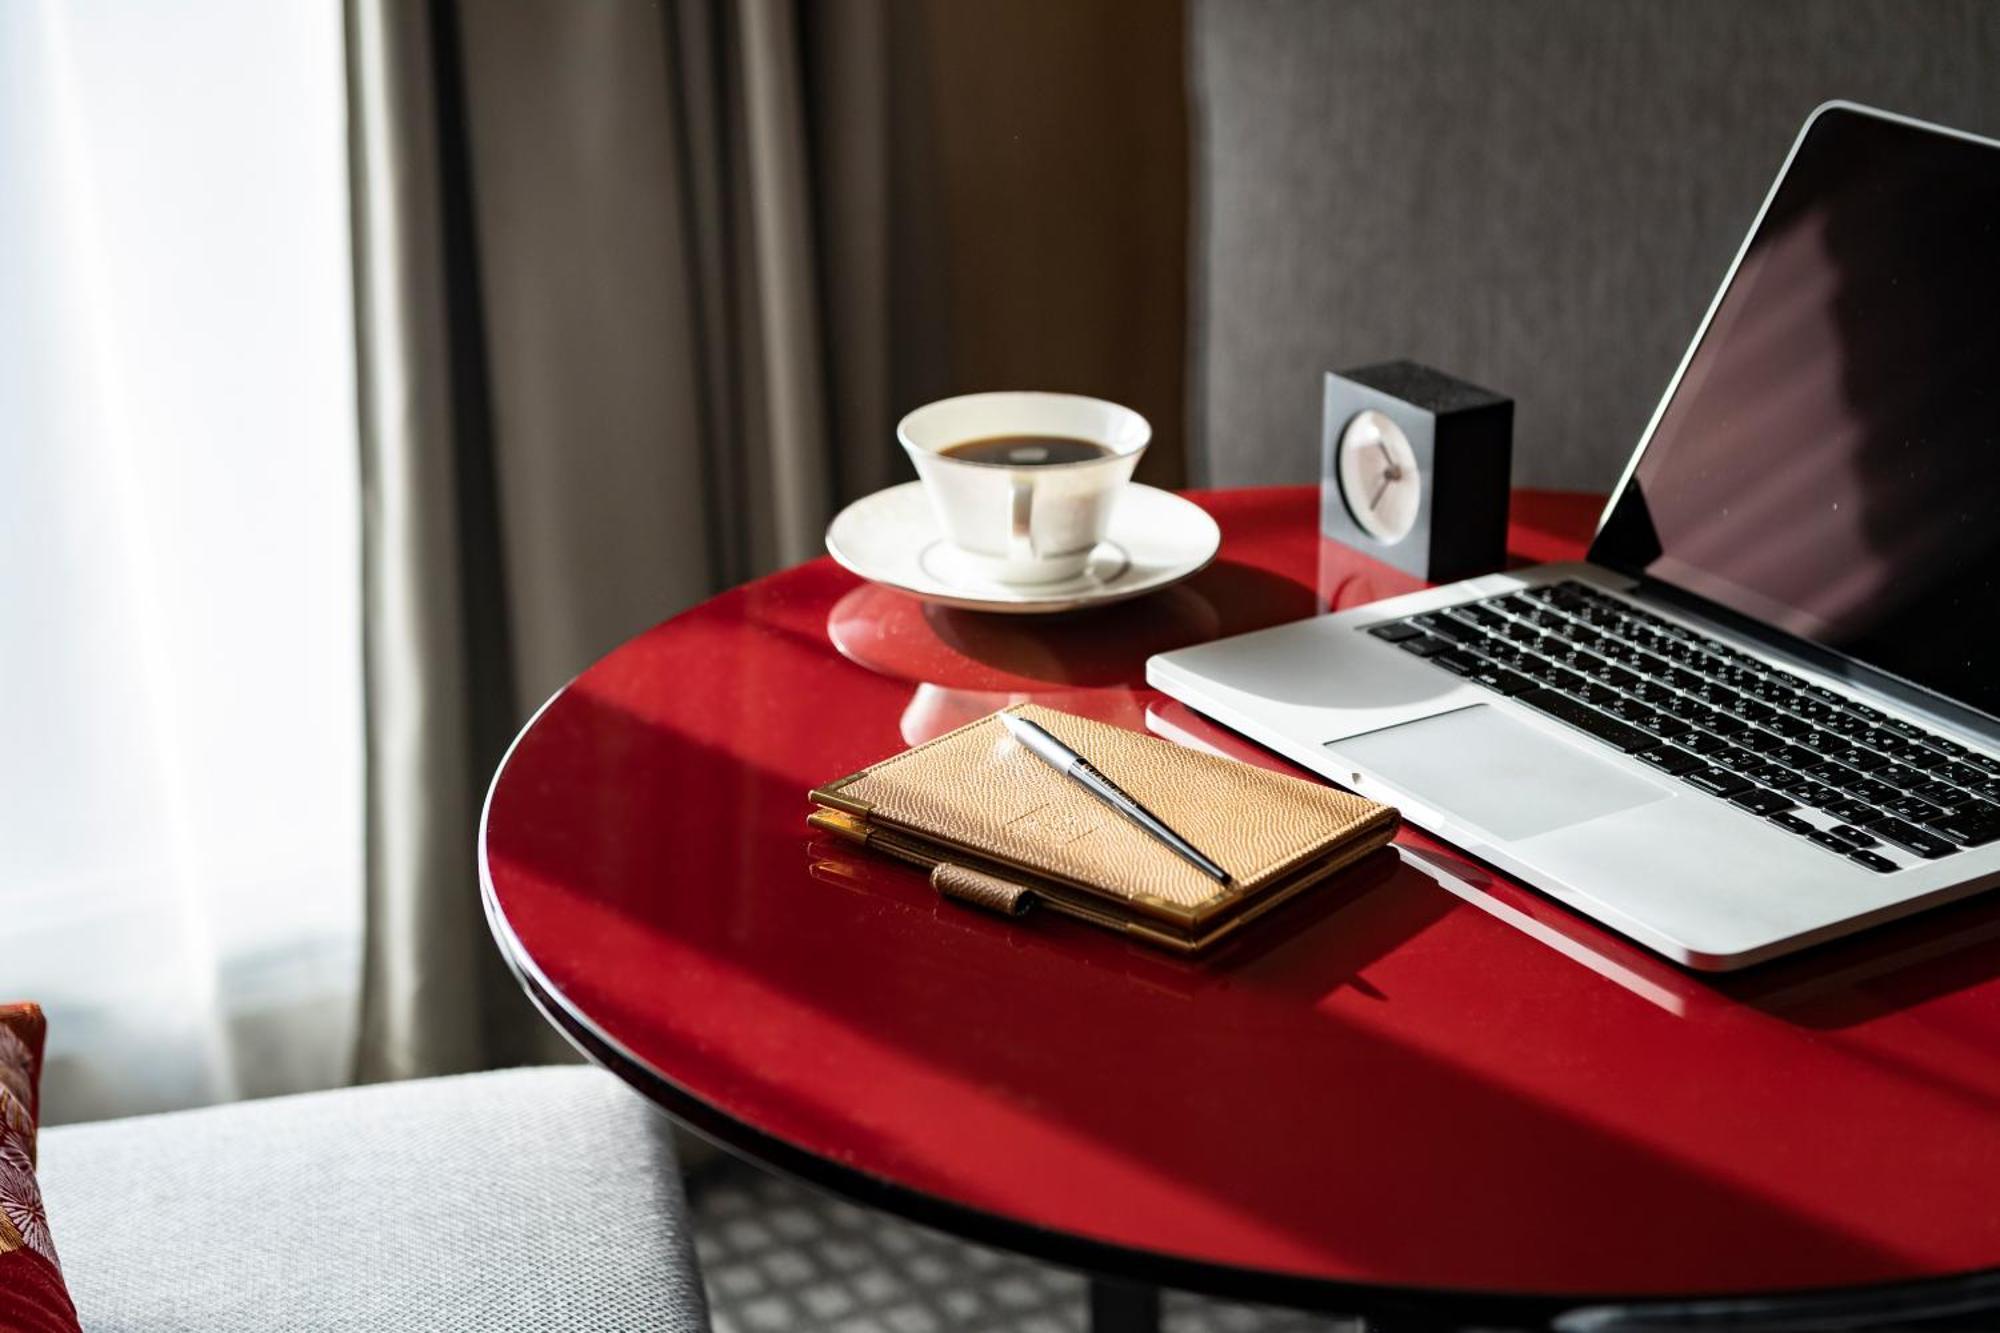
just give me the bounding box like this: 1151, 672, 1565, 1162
1149, 102, 2000, 970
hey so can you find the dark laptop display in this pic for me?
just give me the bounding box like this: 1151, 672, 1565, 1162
1593, 107, 2000, 722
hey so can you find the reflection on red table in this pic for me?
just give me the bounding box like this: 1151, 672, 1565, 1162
483, 487, 2000, 1300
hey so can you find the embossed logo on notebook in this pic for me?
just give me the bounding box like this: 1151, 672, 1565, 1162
1005, 803, 1101, 846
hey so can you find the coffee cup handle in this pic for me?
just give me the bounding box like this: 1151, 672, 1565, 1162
1008, 476, 1036, 566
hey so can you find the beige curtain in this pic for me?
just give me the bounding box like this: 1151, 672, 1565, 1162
343, 0, 1188, 1081
344, 0, 895, 1079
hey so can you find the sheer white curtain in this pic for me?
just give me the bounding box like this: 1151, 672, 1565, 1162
0, 0, 361, 1122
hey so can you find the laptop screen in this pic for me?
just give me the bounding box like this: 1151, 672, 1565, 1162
1591, 106, 2000, 722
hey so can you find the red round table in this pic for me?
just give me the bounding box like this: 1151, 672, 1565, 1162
481, 487, 2000, 1329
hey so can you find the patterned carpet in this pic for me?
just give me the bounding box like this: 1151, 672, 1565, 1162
690, 1158, 1355, 1333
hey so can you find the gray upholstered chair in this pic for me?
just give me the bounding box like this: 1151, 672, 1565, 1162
1190, 0, 2000, 492
37, 1067, 710, 1332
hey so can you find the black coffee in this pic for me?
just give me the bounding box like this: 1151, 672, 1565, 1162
939, 434, 1112, 466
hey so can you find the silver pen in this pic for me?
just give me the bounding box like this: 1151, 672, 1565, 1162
999, 713, 1231, 885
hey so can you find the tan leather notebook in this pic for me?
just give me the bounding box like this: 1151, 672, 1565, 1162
807, 704, 1399, 952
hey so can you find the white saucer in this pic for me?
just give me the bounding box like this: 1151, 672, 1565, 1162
825, 482, 1221, 614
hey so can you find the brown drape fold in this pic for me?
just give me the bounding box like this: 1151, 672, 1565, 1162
346, 0, 894, 1079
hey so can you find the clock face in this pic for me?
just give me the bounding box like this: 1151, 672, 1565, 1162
1337, 410, 1423, 543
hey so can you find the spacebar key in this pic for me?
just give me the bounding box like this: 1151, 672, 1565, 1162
1518, 689, 1660, 754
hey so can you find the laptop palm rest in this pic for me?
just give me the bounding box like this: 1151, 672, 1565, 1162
1335, 705, 1673, 841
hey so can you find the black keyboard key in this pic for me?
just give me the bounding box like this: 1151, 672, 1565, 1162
1703, 713, 1752, 738
1731, 788, 1794, 815
1867, 818, 1956, 859
1912, 780, 1972, 810
1545, 649, 1607, 674
1711, 746, 1761, 772
1773, 744, 1824, 770
1641, 746, 1704, 776
1934, 760, 1989, 788
1839, 747, 1891, 773
1821, 797, 1880, 824
1746, 683, 1804, 711
1768, 811, 1815, 835
1686, 682, 1745, 708
1685, 766, 1752, 797
1369, 621, 1425, 643
1873, 736, 1935, 764
1680, 731, 1730, 757
1591, 665, 1643, 691
1873, 762, 1927, 790
1414, 613, 1486, 646
1518, 655, 1562, 680
1764, 714, 1810, 739
1850, 778, 1900, 806
1880, 794, 1945, 823
1922, 802, 2000, 848
1431, 650, 1480, 676
1622, 648, 1671, 675
1461, 605, 1508, 629
1805, 827, 1854, 853
1823, 713, 1872, 738
1795, 731, 1851, 756
1399, 635, 1452, 659
1634, 713, 1692, 740
1469, 664, 1535, 696
1735, 729, 1788, 756
1827, 824, 1877, 849
1848, 850, 1897, 874
1519, 689, 1660, 754
1722, 697, 1777, 723
1741, 760, 1794, 785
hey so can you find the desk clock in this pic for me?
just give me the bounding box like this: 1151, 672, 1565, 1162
1320, 361, 1512, 583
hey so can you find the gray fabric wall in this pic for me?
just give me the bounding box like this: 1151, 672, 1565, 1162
1192, 1, 2000, 493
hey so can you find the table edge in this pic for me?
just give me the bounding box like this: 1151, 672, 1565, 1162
477, 587, 2000, 1326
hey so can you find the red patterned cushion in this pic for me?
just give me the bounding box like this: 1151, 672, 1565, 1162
0, 1005, 79, 1332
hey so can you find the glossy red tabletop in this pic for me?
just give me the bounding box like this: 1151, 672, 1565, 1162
482, 487, 2000, 1306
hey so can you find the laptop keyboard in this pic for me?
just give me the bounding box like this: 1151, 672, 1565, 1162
1366, 580, 2000, 872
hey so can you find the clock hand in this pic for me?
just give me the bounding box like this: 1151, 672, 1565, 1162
1370, 471, 1394, 510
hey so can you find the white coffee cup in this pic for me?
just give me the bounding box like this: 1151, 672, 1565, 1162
898, 391, 1150, 584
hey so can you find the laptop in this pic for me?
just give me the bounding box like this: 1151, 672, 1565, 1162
1149, 102, 2000, 970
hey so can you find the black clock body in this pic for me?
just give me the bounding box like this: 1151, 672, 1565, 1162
1319, 360, 1513, 583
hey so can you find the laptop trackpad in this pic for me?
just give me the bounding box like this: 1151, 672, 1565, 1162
1335, 704, 1672, 840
